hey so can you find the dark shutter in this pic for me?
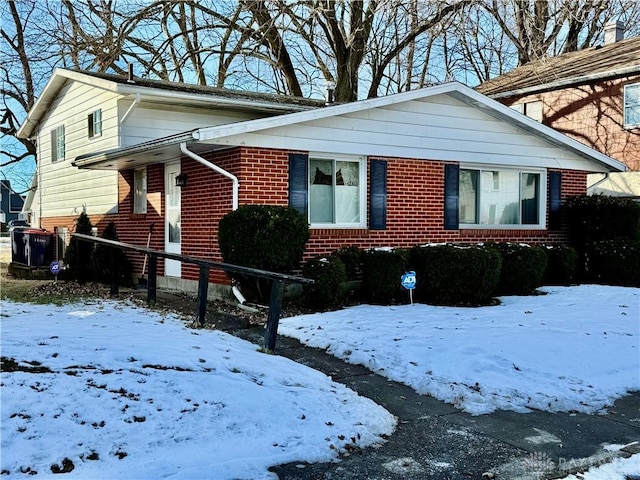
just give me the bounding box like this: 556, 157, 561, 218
288, 153, 308, 218
444, 164, 459, 230
548, 171, 562, 230
369, 159, 387, 230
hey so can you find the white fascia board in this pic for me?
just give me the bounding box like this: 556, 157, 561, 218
449, 87, 627, 172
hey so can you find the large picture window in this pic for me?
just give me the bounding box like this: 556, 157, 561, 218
460, 167, 542, 227
624, 83, 640, 128
308, 156, 364, 226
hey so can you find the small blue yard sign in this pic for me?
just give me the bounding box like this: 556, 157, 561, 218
401, 271, 416, 290
50, 261, 60, 276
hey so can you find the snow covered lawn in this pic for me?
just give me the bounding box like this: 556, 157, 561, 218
0, 300, 395, 479
280, 285, 640, 415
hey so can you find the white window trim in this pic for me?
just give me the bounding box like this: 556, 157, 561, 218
459, 164, 547, 230
133, 167, 147, 214
308, 152, 367, 229
623, 83, 640, 129
88, 109, 102, 139
51, 125, 65, 162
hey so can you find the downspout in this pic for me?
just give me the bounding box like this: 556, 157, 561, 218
179, 141, 243, 303
588, 172, 610, 194
179, 142, 239, 211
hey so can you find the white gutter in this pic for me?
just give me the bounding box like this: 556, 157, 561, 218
121, 93, 141, 124
179, 142, 239, 210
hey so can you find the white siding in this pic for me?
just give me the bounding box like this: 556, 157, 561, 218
121, 103, 262, 147
37, 81, 120, 218
201, 93, 608, 172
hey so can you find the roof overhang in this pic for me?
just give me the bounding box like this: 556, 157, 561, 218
73, 81, 627, 174
72, 130, 233, 170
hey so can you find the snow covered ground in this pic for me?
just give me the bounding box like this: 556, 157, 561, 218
0, 300, 395, 479
1, 284, 638, 479
280, 285, 640, 416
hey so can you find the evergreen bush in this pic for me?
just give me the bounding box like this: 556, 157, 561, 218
586, 239, 640, 287
411, 244, 502, 305
301, 255, 347, 310
565, 194, 640, 250
491, 242, 548, 295
333, 246, 363, 280
92, 222, 133, 286
360, 249, 409, 304
218, 205, 309, 303
541, 244, 577, 286
64, 212, 94, 284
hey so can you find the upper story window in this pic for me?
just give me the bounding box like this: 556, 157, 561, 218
459, 166, 544, 228
88, 109, 102, 138
624, 83, 640, 128
133, 167, 147, 214
512, 100, 543, 122
51, 125, 65, 162
308, 155, 365, 227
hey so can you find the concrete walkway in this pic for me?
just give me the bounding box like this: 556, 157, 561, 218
148, 291, 640, 480
235, 328, 639, 480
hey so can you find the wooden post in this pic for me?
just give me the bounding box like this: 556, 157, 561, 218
264, 279, 285, 353
147, 254, 157, 305
195, 265, 210, 326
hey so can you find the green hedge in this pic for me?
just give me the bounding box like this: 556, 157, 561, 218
361, 249, 409, 304
301, 255, 347, 310
541, 244, 577, 286
491, 243, 547, 295
92, 222, 133, 287
586, 239, 640, 287
411, 244, 502, 305
218, 205, 309, 302
565, 194, 640, 249
64, 212, 94, 284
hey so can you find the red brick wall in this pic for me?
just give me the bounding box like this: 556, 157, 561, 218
498, 76, 640, 171
40, 147, 587, 285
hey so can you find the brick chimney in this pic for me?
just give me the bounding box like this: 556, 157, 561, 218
604, 21, 625, 44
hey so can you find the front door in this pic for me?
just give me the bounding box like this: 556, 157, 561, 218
165, 162, 181, 277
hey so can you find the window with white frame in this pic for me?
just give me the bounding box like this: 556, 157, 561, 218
624, 83, 640, 128
51, 125, 65, 162
459, 167, 543, 227
88, 109, 102, 138
133, 167, 147, 214
511, 100, 543, 122
308, 155, 365, 226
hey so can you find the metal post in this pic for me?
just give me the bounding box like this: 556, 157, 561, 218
147, 254, 157, 305
264, 279, 285, 353
109, 247, 118, 296
195, 266, 210, 326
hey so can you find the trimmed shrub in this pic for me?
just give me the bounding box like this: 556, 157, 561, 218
361, 249, 409, 305
92, 222, 133, 286
491, 242, 548, 295
565, 194, 640, 250
586, 239, 640, 287
411, 244, 502, 305
333, 246, 363, 281
64, 212, 94, 284
541, 244, 577, 286
218, 205, 309, 302
301, 255, 347, 310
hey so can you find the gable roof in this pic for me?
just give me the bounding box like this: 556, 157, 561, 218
477, 36, 640, 98
74, 81, 626, 173
17, 68, 324, 139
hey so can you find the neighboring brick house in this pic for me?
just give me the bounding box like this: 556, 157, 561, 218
477, 22, 640, 197
19, 69, 625, 296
